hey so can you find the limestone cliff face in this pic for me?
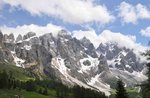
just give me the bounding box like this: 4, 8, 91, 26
0, 30, 147, 95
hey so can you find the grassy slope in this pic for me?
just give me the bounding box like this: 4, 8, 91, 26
0, 89, 55, 98
0, 62, 33, 80
0, 63, 56, 98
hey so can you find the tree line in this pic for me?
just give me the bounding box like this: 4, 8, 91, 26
0, 69, 108, 98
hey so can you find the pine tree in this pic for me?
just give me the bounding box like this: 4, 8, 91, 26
25, 80, 36, 91
43, 87, 48, 95
56, 87, 60, 98
0, 70, 9, 89
115, 79, 129, 98
38, 88, 43, 94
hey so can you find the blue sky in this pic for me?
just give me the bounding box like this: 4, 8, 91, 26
0, 0, 150, 47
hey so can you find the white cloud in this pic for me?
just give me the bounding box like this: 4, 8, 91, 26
118, 2, 150, 24
73, 29, 147, 62
140, 26, 150, 37
2, 0, 114, 24
73, 29, 146, 52
0, 0, 4, 14
0, 23, 64, 38
73, 29, 100, 47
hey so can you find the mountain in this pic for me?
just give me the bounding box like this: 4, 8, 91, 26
0, 30, 147, 96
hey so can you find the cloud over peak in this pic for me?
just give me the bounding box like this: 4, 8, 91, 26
0, 23, 64, 37
73, 29, 146, 53
2, 0, 114, 24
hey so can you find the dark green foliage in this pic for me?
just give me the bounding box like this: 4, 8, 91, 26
115, 79, 129, 98
73, 85, 107, 98
43, 88, 48, 95
56, 84, 69, 98
0, 65, 107, 98
25, 79, 36, 91
38, 88, 43, 94
0, 70, 108, 98
0, 70, 9, 88
35, 79, 107, 98
0, 70, 15, 89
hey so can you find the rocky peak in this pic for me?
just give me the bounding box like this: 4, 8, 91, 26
16, 34, 23, 42
98, 54, 109, 72
96, 43, 107, 54
39, 33, 57, 56
0, 30, 3, 44
23, 32, 36, 40
9, 33, 15, 42
58, 30, 71, 39
99, 54, 107, 65
81, 37, 91, 46
80, 37, 98, 58
97, 43, 121, 59
40, 33, 55, 44
3, 33, 15, 43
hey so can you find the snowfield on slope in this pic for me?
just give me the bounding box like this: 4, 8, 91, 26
51, 57, 111, 96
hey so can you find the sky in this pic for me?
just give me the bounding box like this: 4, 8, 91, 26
0, 0, 150, 49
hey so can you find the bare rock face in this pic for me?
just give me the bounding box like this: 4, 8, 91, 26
98, 54, 110, 73
3, 33, 15, 43
80, 37, 98, 58
0, 30, 3, 44
9, 33, 15, 42
0, 32, 14, 63
96, 43, 144, 73
0, 48, 14, 63
23, 32, 36, 40
16, 34, 23, 42
40, 33, 57, 57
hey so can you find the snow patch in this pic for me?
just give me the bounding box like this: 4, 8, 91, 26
78, 55, 99, 73
4, 39, 14, 43
51, 57, 111, 95
87, 74, 111, 96
107, 59, 116, 68
51, 57, 68, 76
24, 36, 37, 41
132, 71, 147, 78
125, 65, 131, 68
110, 68, 147, 83
50, 41, 55, 45
122, 51, 127, 56
11, 51, 25, 68
16, 40, 23, 43
4, 59, 8, 63
24, 45, 31, 50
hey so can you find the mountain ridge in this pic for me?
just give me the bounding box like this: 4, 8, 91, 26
0, 30, 147, 95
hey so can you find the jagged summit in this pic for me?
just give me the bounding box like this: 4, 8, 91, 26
23, 32, 36, 40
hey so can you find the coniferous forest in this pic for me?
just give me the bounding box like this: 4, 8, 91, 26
0, 67, 107, 98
